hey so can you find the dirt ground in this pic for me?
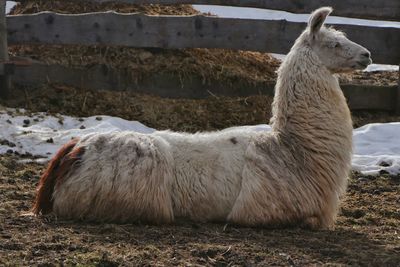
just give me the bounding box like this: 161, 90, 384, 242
0, 153, 399, 266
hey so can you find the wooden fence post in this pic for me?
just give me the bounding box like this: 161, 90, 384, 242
396, 65, 400, 114
0, 0, 11, 98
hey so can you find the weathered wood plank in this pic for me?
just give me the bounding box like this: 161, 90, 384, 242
12, 61, 276, 98
0, 1, 7, 65
12, 61, 398, 111
342, 84, 397, 111
6, 12, 400, 64
396, 66, 400, 114
85, 0, 400, 21
0, 0, 11, 97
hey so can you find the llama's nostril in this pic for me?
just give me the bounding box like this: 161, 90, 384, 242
362, 51, 371, 58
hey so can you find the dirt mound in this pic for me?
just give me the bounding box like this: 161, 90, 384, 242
3, 84, 400, 133
338, 71, 398, 86
3, 84, 272, 132
10, 45, 280, 85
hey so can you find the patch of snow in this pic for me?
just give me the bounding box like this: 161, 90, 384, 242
364, 64, 399, 72
6, 1, 17, 14
353, 123, 400, 175
0, 108, 154, 161
1, 108, 399, 175
229, 123, 400, 176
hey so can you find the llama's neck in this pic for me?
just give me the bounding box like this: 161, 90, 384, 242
270, 45, 353, 153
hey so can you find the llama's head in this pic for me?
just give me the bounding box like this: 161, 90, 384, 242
303, 7, 372, 73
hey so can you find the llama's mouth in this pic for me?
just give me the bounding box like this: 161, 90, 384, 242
357, 61, 369, 67
356, 58, 372, 69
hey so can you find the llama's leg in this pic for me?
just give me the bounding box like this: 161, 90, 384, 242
301, 216, 329, 230
301, 197, 339, 230
302, 212, 335, 230
228, 161, 333, 229
227, 165, 285, 226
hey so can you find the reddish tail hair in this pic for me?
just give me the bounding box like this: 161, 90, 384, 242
32, 138, 84, 215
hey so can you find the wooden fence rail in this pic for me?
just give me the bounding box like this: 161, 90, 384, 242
82, 0, 400, 21
7, 12, 400, 65
11, 61, 399, 111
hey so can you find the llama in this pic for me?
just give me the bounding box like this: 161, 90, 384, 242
32, 7, 371, 229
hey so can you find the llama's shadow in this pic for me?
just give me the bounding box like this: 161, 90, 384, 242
50, 220, 400, 266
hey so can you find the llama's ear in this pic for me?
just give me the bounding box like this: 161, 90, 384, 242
308, 7, 332, 36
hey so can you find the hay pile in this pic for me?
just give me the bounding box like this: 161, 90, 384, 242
11, 0, 200, 16
338, 71, 397, 86
5, 84, 273, 132
9, 45, 280, 85
3, 84, 400, 133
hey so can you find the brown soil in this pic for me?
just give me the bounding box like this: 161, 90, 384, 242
1, 153, 399, 266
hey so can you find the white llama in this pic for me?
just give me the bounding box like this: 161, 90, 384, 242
32, 7, 371, 229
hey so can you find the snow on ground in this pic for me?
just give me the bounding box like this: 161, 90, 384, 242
5, 1, 17, 14
1, 108, 399, 175
353, 123, 400, 175
0, 108, 154, 163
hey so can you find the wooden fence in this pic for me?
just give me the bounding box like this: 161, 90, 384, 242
6, 12, 400, 65
1, 0, 400, 112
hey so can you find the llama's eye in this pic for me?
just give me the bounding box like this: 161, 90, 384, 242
334, 42, 341, 48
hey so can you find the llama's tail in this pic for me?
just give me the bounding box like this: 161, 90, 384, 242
32, 138, 84, 215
